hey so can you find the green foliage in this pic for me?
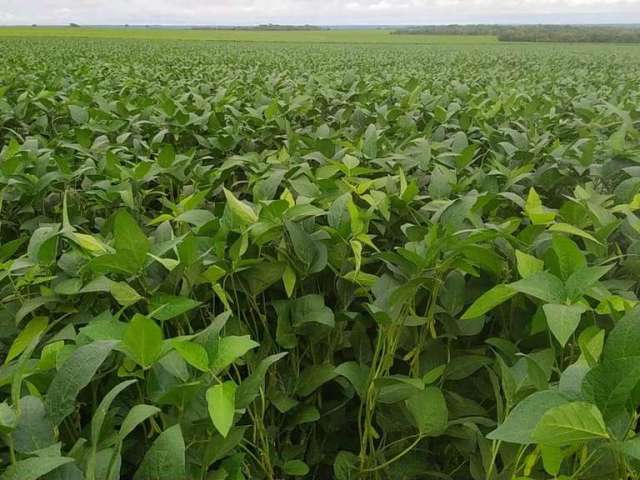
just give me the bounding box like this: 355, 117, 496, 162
1, 35, 640, 480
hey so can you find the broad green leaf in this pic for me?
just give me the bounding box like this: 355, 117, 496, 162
603, 306, 640, 361
362, 124, 378, 159
548, 223, 600, 244
113, 209, 149, 270
0, 456, 73, 480
487, 390, 569, 444
296, 364, 338, 396
122, 314, 164, 369
223, 187, 258, 224
461, 284, 516, 320
119, 404, 161, 440
541, 445, 564, 476
236, 352, 288, 409
68, 233, 109, 254
134, 425, 185, 480
283, 264, 296, 298
334, 451, 358, 480
45, 341, 116, 425
12, 396, 55, 453
5, 316, 48, 364
285, 221, 328, 275
110, 281, 142, 307
90, 380, 136, 448
28, 225, 59, 265
291, 294, 335, 328
0, 402, 17, 433
565, 265, 612, 301
206, 381, 236, 438
550, 235, 586, 280
543, 303, 586, 347
335, 362, 370, 398
531, 402, 609, 447
614, 436, 640, 461
172, 341, 209, 372
515, 250, 544, 279
209, 335, 259, 372
283, 460, 310, 476
582, 358, 640, 419
148, 294, 200, 321
157, 144, 175, 168
405, 386, 448, 436
525, 187, 556, 224
87, 380, 136, 479
69, 105, 89, 124
510, 272, 566, 304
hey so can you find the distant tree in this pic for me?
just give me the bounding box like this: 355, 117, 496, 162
69, 23, 80, 28
393, 24, 640, 44
125, 24, 129, 28
31, 24, 37, 27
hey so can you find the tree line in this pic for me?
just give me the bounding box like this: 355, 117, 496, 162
393, 24, 640, 43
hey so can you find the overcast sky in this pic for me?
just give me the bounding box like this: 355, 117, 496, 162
2, 0, 640, 26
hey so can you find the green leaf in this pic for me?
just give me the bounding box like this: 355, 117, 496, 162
335, 362, 370, 398
110, 281, 143, 307
296, 364, 338, 396
0, 456, 73, 480
565, 265, 612, 301
148, 294, 200, 321
134, 425, 185, 480
543, 303, 586, 347
283, 460, 310, 476
90, 380, 136, 448
223, 188, 258, 224
487, 390, 569, 444
515, 250, 544, 279
582, 358, 640, 419
119, 404, 161, 441
157, 144, 175, 168
28, 226, 59, 265
405, 386, 448, 436
525, 187, 556, 224
172, 341, 209, 372
68, 232, 109, 254
291, 294, 335, 328
510, 271, 566, 304
613, 436, 640, 461
461, 284, 516, 320
236, 352, 288, 409
548, 223, 600, 244
113, 209, 149, 270
541, 445, 564, 476
603, 306, 640, 361
69, 105, 89, 124
45, 341, 116, 425
122, 314, 164, 369
334, 451, 358, 480
209, 335, 259, 373
362, 123, 378, 159
550, 235, 586, 280
283, 264, 296, 298
285, 221, 327, 275
12, 396, 55, 453
206, 381, 236, 438
5, 316, 48, 364
531, 402, 609, 447
0, 402, 17, 434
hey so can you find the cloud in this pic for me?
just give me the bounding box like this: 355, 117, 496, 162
2, 0, 640, 25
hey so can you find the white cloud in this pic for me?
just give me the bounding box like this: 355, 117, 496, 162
1, 0, 639, 25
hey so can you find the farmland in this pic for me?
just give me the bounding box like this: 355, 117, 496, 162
0, 27, 498, 44
1, 31, 640, 480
